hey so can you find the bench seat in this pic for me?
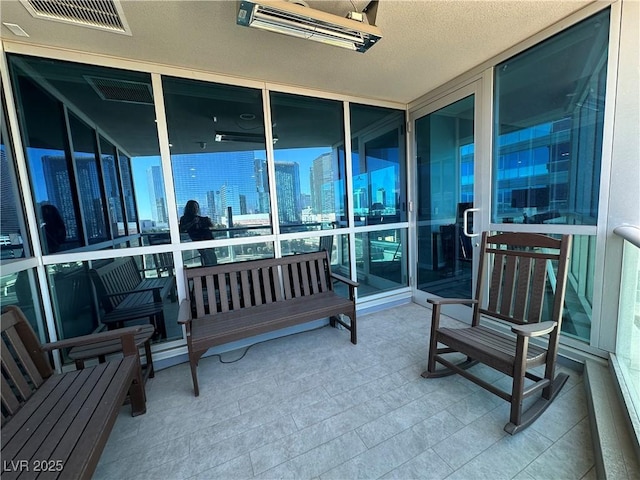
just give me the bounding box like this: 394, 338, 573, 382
190, 292, 354, 351
1, 306, 146, 480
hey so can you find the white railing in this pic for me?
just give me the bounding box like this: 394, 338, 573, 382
612, 224, 640, 442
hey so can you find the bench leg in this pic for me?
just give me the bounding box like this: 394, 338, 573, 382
190, 350, 207, 397
129, 371, 147, 417
144, 340, 154, 379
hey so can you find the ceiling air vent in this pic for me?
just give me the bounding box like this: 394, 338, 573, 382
85, 76, 153, 105
19, 0, 131, 35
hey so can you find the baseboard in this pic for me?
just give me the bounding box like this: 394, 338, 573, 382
584, 359, 640, 479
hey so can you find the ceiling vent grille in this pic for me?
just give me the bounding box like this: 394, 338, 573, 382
20, 0, 131, 35
85, 76, 153, 105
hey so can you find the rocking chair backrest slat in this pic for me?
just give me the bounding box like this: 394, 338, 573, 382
476, 232, 571, 327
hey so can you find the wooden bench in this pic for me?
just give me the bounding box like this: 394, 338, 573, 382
178, 251, 358, 396
90, 257, 176, 339
1, 306, 146, 480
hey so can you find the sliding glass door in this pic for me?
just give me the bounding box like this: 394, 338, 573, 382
412, 84, 483, 318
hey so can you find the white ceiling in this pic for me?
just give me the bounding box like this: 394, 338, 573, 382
0, 0, 594, 104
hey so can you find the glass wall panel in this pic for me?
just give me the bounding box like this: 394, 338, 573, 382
493, 9, 609, 225
11, 69, 81, 253
350, 104, 406, 226
355, 228, 407, 296
182, 241, 274, 268
163, 76, 271, 255
270, 92, 347, 233
563, 234, 595, 341
100, 136, 126, 237
8, 54, 161, 252
1, 97, 31, 261
47, 261, 99, 341
615, 239, 640, 417
415, 95, 474, 298
0, 269, 45, 341
69, 113, 109, 244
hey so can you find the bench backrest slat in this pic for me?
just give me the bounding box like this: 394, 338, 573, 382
184, 251, 333, 317
1, 307, 53, 425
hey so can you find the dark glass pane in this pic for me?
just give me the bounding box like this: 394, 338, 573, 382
1, 100, 30, 261
69, 113, 109, 244
493, 9, 609, 225
270, 92, 347, 233
350, 104, 406, 226
100, 136, 126, 237
118, 152, 139, 234
163, 75, 271, 253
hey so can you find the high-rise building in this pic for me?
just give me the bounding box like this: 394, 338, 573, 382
147, 165, 167, 223
275, 161, 301, 224
310, 153, 336, 215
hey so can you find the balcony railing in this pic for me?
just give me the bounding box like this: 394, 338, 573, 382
611, 224, 640, 443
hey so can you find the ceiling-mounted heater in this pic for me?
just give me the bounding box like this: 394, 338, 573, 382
237, 0, 382, 53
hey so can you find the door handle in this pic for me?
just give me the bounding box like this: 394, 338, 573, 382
462, 208, 480, 237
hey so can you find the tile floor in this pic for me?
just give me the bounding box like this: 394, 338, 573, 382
95, 303, 595, 480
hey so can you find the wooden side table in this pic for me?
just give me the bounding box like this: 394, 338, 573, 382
68, 324, 155, 386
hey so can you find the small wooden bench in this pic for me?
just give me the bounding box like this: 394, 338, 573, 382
179, 251, 358, 396
90, 257, 176, 339
1, 306, 146, 480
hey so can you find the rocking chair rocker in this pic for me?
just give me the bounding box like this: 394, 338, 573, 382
422, 231, 572, 434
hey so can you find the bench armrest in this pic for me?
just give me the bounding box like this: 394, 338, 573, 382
511, 321, 557, 337
331, 273, 359, 287
177, 299, 192, 325
427, 298, 478, 306
41, 326, 142, 351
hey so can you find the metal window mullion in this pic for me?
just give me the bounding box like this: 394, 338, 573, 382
94, 129, 113, 241
62, 105, 89, 247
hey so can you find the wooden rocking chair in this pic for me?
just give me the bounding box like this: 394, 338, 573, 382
422, 231, 572, 434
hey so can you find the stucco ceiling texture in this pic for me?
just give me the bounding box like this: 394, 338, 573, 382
0, 0, 594, 104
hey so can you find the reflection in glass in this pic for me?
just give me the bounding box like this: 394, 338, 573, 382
280, 233, 347, 265
270, 92, 347, 233
119, 152, 139, 234
47, 261, 99, 340
0, 269, 45, 341
182, 241, 274, 267
493, 9, 609, 225
163, 76, 271, 241
11, 70, 80, 252
355, 228, 407, 297
100, 137, 126, 237
1, 102, 30, 261
616, 240, 640, 413
415, 95, 474, 298
350, 104, 406, 226
8, 54, 159, 252
69, 113, 108, 244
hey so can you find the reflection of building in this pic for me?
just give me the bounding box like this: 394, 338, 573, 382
354, 187, 368, 212
0, 148, 20, 236
376, 187, 386, 207
310, 153, 335, 215
275, 162, 301, 223
42, 155, 77, 238
147, 166, 167, 223
172, 152, 268, 218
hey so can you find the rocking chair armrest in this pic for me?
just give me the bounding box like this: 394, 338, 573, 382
177, 299, 192, 325
427, 298, 478, 306
511, 321, 557, 338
